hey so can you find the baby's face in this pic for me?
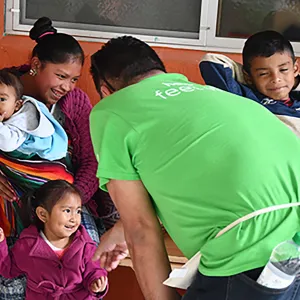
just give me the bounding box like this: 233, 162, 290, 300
246, 51, 298, 101
0, 84, 22, 121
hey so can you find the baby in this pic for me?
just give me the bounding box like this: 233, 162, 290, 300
0, 69, 67, 160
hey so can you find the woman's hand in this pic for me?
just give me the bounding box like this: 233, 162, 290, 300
0, 174, 17, 201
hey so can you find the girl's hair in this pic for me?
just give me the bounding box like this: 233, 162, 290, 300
20, 180, 82, 229
29, 17, 85, 66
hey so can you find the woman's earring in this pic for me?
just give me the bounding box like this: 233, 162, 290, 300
29, 68, 37, 76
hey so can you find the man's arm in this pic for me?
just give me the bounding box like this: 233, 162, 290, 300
107, 179, 180, 300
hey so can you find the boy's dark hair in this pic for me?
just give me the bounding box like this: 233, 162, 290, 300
90, 36, 166, 92
29, 17, 85, 66
242, 30, 295, 74
20, 180, 82, 230
0, 70, 23, 99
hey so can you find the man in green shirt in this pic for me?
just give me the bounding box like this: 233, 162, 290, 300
90, 36, 300, 300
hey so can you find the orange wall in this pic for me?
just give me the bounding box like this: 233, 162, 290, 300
0, 0, 243, 107
0, 35, 244, 107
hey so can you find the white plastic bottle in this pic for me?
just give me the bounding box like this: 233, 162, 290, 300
257, 232, 300, 289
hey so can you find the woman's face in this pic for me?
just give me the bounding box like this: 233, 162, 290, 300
32, 59, 82, 107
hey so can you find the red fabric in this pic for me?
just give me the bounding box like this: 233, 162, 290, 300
59, 89, 99, 204
0, 225, 108, 299
53, 247, 69, 259
283, 98, 293, 107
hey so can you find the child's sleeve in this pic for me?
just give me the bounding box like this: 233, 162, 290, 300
82, 242, 108, 298
0, 239, 24, 278
199, 53, 248, 96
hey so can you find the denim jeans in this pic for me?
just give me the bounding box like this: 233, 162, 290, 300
183, 268, 300, 300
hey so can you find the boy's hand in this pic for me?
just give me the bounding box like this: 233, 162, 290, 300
0, 227, 5, 242
90, 276, 108, 293
0, 112, 6, 122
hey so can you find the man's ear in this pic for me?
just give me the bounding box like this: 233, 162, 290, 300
14, 99, 23, 112
36, 206, 49, 223
243, 69, 253, 86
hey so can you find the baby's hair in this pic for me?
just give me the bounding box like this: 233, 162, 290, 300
0, 69, 23, 99
20, 180, 82, 229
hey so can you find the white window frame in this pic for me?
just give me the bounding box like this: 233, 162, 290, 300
5, 0, 210, 49
5, 0, 300, 55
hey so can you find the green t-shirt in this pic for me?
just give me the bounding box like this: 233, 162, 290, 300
90, 73, 300, 276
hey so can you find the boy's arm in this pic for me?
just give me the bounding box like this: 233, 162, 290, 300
0, 228, 24, 278
199, 53, 248, 96
0, 122, 27, 152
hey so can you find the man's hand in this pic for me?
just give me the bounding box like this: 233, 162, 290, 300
93, 221, 129, 271
90, 276, 108, 293
0, 227, 5, 242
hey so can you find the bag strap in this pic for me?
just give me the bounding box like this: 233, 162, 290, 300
216, 202, 300, 238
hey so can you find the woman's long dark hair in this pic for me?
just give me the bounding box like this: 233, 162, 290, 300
29, 17, 84, 66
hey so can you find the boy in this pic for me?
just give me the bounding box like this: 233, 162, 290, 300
0, 70, 67, 160
200, 30, 300, 137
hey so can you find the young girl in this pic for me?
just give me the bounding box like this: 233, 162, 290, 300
0, 180, 108, 299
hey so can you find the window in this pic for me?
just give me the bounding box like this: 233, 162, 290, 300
6, 0, 207, 47
216, 0, 300, 41
23, 0, 202, 39
5, 0, 300, 54
206, 0, 300, 53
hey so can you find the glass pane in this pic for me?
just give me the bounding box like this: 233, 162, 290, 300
217, 0, 300, 42
21, 0, 202, 39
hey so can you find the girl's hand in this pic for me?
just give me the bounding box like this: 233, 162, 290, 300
0, 227, 5, 242
90, 276, 108, 293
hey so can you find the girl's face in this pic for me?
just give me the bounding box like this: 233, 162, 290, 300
41, 192, 82, 243
31, 58, 82, 108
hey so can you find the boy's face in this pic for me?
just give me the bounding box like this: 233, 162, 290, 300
245, 51, 299, 101
0, 84, 22, 121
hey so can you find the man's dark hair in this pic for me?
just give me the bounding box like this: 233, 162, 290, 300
0, 70, 23, 99
242, 30, 295, 74
90, 36, 166, 92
